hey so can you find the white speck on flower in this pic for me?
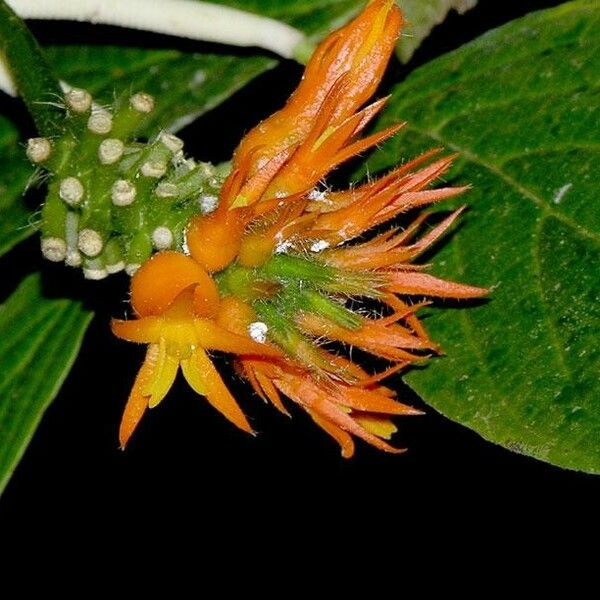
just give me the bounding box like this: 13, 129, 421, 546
59, 177, 84, 206
111, 180, 137, 206
307, 188, 329, 202
553, 183, 572, 204
248, 321, 268, 343
182, 231, 190, 255
98, 138, 124, 165
151, 226, 173, 250
275, 239, 294, 254
275, 191, 287, 198
310, 240, 330, 253
26, 137, 52, 163
199, 193, 219, 214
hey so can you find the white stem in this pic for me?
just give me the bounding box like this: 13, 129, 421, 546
0, 0, 305, 97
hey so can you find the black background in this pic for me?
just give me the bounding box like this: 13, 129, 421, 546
1, 0, 598, 544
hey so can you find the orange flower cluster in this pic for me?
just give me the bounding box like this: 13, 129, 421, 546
112, 0, 487, 456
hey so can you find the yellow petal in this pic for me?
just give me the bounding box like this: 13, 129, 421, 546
354, 414, 397, 440
143, 337, 179, 408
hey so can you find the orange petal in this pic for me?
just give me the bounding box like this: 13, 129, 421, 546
194, 318, 281, 357
186, 209, 249, 272
119, 344, 158, 449
334, 385, 421, 416
274, 375, 404, 454
216, 295, 256, 335
243, 359, 291, 416
111, 316, 162, 344
131, 251, 218, 317
386, 271, 489, 299
310, 411, 355, 458
181, 347, 254, 434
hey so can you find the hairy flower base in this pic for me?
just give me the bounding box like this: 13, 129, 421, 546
111, 0, 488, 456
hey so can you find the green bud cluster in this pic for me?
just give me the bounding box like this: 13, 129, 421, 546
28, 88, 227, 279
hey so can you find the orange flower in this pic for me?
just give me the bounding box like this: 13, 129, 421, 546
112, 0, 488, 456
111, 252, 280, 448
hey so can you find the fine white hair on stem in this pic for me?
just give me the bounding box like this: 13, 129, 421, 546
0, 0, 305, 96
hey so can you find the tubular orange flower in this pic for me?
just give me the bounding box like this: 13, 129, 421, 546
112, 0, 489, 456
111, 252, 281, 448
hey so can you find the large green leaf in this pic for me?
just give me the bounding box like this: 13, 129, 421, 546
396, 0, 478, 62
0, 274, 93, 495
367, 0, 600, 472
0, 115, 34, 257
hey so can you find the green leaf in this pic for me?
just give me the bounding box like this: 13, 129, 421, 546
0, 0, 63, 136
366, 0, 600, 473
396, 0, 478, 62
0, 274, 93, 495
0, 115, 34, 257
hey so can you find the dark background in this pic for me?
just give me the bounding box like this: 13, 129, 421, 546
1, 0, 598, 542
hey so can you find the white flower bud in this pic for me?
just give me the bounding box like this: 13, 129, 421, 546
59, 177, 84, 206
83, 267, 108, 280
98, 138, 125, 165
141, 160, 167, 178
26, 137, 52, 163
87, 110, 113, 134
151, 226, 173, 250
159, 131, 184, 153
111, 180, 137, 206
130, 92, 155, 113
78, 229, 103, 257
65, 88, 92, 113
41, 237, 67, 262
